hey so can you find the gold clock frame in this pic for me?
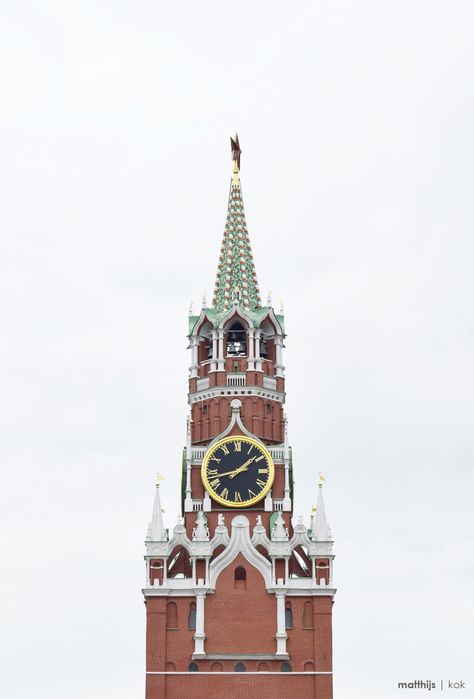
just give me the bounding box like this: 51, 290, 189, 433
201, 435, 275, 508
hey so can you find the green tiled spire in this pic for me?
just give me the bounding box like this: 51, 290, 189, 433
212, 135, 261, 312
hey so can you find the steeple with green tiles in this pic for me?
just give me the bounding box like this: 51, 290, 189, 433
212, 134, 262, 312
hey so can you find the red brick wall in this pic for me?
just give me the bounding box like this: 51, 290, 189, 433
146, 674, 333, 699
205, 553, 276, 654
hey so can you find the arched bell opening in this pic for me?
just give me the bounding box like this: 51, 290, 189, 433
289, 545, 312, 578
259, 318, 277, 364
226, 321, 247, 356
197, 321, 213, 363
167, 545, 192, 579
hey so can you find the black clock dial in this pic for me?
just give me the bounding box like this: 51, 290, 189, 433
201, 436, 274, 508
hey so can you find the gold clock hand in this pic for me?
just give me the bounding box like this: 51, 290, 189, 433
216, 456, 257, 479
217, 467, 244, 477
228, 456, 257, 478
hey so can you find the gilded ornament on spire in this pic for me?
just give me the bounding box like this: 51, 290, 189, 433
230, 133, 241, 185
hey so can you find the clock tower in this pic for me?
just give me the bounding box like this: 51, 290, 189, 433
143, 136, 336, 699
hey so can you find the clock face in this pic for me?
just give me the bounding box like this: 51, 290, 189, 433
201, 435, 274, 508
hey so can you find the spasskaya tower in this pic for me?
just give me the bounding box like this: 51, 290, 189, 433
143, 135, 336, 699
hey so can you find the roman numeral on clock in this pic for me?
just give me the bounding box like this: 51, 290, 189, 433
207, 468, 218, 477
234, 492, 242, 502
210, 478, 220, 488
256, 478, 266, 488
220, 488, 229, 500
220, 445, 230, 455
258, 468, 268, 474
248, 489, 257, 498
255, 455, 265, 462
233, 441, 242, 452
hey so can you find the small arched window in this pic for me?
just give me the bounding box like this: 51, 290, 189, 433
285, 603, 293, 629
265, 402, 272, 415
281, 662, 292, 672
188, 662, 199, 672
234, 566, 246, 589
235, 662, 246, 672
303, 600, 313, 629
166, 602, 178, 630
188, 602, 196, 630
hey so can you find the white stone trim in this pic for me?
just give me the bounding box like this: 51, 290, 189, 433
210, 515, 272, 587
147, 671, 332, 675
189, 385, 284, 404
193, 582, 207, 657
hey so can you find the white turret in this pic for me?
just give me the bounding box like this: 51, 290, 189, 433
312, 479, 332, 542
148, 479, 167, 542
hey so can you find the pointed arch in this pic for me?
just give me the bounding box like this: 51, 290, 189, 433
210, 515, 271, 588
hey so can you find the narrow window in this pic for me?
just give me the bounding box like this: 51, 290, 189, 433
188, 662, 199, 672
166, 602, 178, 630
303, 601, 313, 629
285, 603, 293, 629
188, 602, 196, 630
234, 566, 246, 590
281, 662, 292, 672
235, 662, 246, 672
265, 402, 272, 415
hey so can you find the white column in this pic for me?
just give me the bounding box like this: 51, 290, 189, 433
283, 415, 291, 511
217, 329, 225, 371
275, 584, 288, 658
255, 329, 262, 372
190, 336, 199, 378
193, 583, 206, 658
311, 557, 316, 581
247, 328, 255, 370
184, 417, 193, 512
284, 557, 289, 583
275, 335, 285, 377
210, 330, 218, 372
146, 559, 150, 587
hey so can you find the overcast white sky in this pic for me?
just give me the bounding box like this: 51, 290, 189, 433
1, 1, 473, 697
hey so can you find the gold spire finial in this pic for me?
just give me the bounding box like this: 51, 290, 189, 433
230, 133, 241, 185
318, 473, 326, 487
156, 472, 165, 487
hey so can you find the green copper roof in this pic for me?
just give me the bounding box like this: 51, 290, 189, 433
189, 306, 285, 335
212, 178, 261, 312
